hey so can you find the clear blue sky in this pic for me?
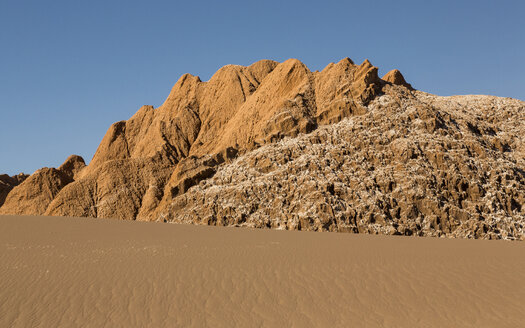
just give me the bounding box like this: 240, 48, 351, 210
1, 0, 523, 175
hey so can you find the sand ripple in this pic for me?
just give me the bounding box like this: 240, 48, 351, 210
1, 215, 524, 327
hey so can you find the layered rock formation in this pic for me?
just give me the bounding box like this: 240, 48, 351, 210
1, 57, 524, 239
46, 57, 384, 221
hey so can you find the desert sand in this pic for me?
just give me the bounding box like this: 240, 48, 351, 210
1, 215, 524, 327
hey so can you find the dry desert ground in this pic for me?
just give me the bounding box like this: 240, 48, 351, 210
1, 215, 525, 327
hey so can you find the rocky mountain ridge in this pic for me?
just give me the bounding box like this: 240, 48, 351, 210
1, 57, 524, 239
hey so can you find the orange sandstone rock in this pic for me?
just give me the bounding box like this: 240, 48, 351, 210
2, 57, 524, 240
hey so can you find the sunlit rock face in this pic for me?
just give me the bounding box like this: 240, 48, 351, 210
2, 58, 524, 239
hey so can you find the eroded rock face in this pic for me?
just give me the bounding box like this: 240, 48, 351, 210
2, 57, 523, 240
160, 86, 525, 240
0, 155, 85, 215
0, 173, 28, 206
59, 155, 86, 180
383, 69, 413, 90
46, 154, 175, 220
37, 57, 384, 221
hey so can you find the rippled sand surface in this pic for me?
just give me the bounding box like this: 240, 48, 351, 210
1, 215, 524, 327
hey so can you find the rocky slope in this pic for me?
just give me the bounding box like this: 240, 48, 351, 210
0, 155, 85, 215
0, 173, 28, 206
164, 87, 525, 239
1, 58, 524, 239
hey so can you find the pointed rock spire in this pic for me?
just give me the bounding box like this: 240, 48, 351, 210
382, 69, 413, 90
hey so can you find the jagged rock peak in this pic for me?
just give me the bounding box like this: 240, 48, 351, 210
58, 155, 86, 179
382, 69, 413, 90
36, 57, 389, 222
22, 58, 525, 241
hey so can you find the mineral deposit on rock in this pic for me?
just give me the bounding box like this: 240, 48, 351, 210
1, 58, 523, 239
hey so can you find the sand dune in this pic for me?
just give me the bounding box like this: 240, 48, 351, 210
1, 215, 525, 327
